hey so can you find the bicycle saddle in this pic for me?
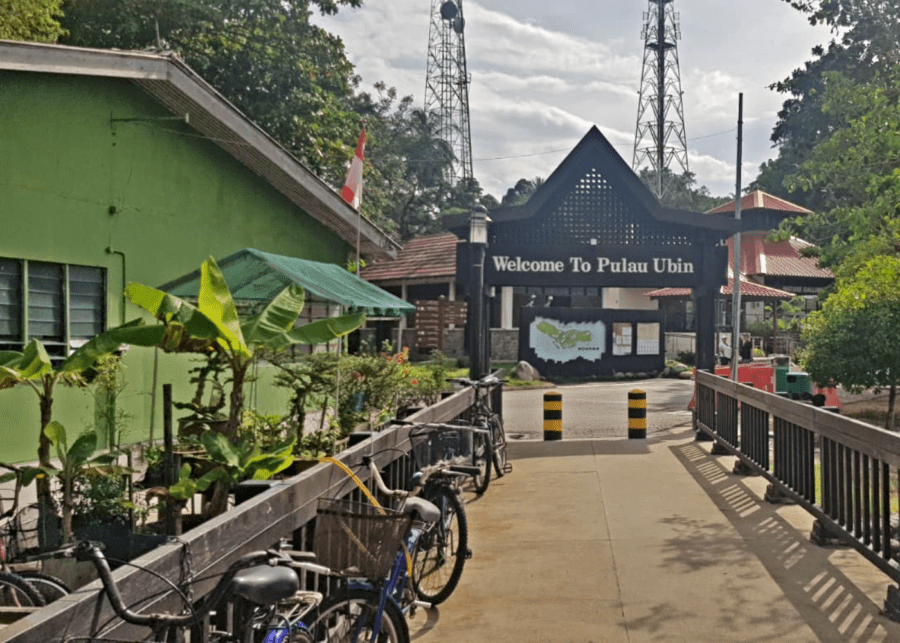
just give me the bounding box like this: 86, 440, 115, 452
403, 497, 441, 523
231, 564, 299, 605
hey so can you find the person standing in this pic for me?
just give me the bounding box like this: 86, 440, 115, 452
718, 335, 731, 366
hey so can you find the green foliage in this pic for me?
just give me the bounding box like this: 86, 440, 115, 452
754, 1, 900, 208
636, 168, 728, 211
780, 68, 900, 272
125, 256, 365, 438
198, 431, 295, 485
799, 255, 900, 429
42, 422, 133, 542
0, 0, 66, 42
71, 471, 131, 528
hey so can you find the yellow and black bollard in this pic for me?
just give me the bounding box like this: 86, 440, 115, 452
543, 390, 563, 441
628, 389, 647, 439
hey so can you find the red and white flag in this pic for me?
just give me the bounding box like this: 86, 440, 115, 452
341, 127, 366, 209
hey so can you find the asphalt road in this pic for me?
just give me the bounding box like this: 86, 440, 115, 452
501, 377, 696, 440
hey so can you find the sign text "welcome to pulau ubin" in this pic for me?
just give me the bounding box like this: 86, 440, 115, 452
491, 255, 695, 275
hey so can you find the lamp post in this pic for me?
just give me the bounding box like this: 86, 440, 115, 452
469, 205, 489, 379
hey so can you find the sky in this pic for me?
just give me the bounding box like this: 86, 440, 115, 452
313, 0, 834, 203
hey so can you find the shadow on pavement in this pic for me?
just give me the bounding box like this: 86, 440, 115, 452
670, 439, 900, 643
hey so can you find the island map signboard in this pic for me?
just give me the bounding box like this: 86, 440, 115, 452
520, 307, 665, 379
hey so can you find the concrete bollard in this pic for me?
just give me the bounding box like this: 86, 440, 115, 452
628, 389, 647, 439
543, 390, 562, 441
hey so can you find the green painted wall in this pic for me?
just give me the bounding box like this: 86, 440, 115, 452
0, 70, 352, 462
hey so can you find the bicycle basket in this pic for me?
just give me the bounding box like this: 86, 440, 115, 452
314, 498, 410, 579
0, 503, 60, 562
410, 424, 473, 469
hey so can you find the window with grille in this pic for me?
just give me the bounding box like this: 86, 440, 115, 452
0, 257, 106, 362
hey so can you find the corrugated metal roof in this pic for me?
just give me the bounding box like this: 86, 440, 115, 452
0, 39, 400, 260
360, 233, 459, 284
158, 248, 415, 316
705, 190, 813, 215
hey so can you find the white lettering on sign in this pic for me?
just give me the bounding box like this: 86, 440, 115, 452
491, 255, 695, 275
596, 257, 649, 274
492, 256, 565, 273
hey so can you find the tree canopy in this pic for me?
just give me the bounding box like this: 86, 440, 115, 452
752, 0, 900, 208
0, 0, 66, 41
799, 254, 900, 430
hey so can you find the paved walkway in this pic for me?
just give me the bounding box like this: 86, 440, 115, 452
410, 426, 900, 642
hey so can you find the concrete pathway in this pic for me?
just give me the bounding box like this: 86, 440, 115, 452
409, 428, 900, 643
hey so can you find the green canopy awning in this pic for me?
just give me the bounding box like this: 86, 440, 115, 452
158, 248, 415, 317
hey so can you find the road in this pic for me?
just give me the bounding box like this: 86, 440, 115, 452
501, 377, 695, 440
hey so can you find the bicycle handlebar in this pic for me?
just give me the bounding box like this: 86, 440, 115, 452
66, 541, 293, 629
447, 375, 507, 388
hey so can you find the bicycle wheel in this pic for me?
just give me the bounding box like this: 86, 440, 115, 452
412, 484, 468, 605
307, 588, 409, 643
0, 571, 46, 608
489, 413, 510, 477
471, 426, 492, 494
17, 571, 71, 603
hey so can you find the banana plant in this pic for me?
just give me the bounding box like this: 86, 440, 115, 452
0, 321, 164, 507
42, 422, 133, 544
125, 256, 366, 439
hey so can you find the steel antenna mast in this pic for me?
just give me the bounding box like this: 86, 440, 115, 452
633, 0, 689, 202
424, 0, 474, 184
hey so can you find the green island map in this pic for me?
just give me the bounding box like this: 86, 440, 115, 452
536, 321, 593, 349
530, 317, 606, 364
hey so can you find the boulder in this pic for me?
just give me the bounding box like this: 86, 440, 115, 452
515, 360, 541, 381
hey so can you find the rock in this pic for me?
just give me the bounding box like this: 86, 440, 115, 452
678, 370, 694, 380
515, 360, 540, 381
613, 371, 625, 380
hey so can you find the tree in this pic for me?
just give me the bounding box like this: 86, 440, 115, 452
60, 0, 363, 185
636, 168, 728, 212
500, 177, 543, 207
780, 68, 900, 273
799, 255, 900, 430
0, 322, 163, 508
0, 0, 66, 42
752, 0, 900, 206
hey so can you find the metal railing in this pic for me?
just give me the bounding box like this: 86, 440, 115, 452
694, 370, 900, 616
0, 381, 503, 642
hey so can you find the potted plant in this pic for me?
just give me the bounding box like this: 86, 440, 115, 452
174, 352, 229, 438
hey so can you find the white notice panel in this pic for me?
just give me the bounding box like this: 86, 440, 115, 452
636, 322, 660, 355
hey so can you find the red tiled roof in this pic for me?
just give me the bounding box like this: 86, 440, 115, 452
705, 190, 812, 215
728, 232, 833, 280
360, 233, 459, 283
645, 276, 794, 300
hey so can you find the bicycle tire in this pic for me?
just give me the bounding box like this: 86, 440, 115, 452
412, 484, 468, 605
0, 571, 46, 608
17, 570, 71, 603
471, 426, 492, 494
489, 413, 510, 477
306, 587, 409, 643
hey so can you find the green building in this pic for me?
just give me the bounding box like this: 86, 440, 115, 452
0, 40, 401, 463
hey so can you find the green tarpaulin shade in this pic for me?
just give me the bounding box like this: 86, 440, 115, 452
158, 248, 415, 317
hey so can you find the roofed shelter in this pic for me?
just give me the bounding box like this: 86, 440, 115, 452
446, 126, 738, 375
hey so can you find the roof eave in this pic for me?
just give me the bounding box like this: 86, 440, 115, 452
0, 39, 400, 260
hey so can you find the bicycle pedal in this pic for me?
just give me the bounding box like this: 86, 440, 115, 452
465, 548, 473, 560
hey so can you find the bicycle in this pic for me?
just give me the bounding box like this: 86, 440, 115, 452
53, 540, 308, 642
0, 463, 72, 603
449, 375, 511, 479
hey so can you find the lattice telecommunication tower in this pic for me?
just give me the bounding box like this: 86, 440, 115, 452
424, 0, 473, 184
633, 0, 689, 201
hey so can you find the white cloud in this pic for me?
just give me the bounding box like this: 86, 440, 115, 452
315, 0, 834, 202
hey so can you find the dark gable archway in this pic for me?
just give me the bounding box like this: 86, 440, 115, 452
449, 126, 737, 373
